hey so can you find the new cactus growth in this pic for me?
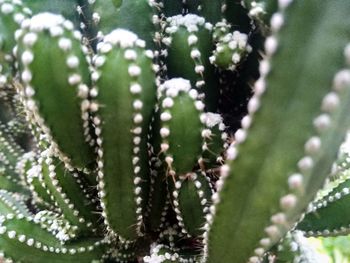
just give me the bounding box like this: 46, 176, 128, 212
1, 0, 350, 262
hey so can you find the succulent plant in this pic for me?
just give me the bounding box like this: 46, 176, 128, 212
1, 0, 350, 262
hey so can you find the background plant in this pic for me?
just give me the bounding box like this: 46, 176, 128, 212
1, 0, 350, 262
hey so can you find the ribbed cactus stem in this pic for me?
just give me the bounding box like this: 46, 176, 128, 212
91, 28, 157, 241
169, 171, 213, 237
0, 214, 110, 262
210, 27, 252, 71
0, 0, 31, 83
204, 1, 350, 262
17, 13, 95, 171
0, 0, 350, 262
163, 15, 219, 111
0, 189, 31, 216
297, 175, 350, 237
158, 78, 205, 176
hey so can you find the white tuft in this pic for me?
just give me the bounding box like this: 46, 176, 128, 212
1, 3, 14, 14
104, 29, 138, 48
321, 92, 339, 112
162, 78, 191, 97
333, 69, 350, 91
204, 112, 223, 128
288, 173, 303, 190
29, 13, 65, 32
167, 14, 208, 32
304, 137, 321, 154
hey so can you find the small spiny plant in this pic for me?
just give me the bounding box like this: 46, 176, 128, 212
1, 0, 350, 262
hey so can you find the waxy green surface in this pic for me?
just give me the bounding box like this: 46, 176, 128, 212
177, 174, 212, 236
165, 25, 220, 112
0, 189, 31, 216
0, 216, 108, 263
95, 42, 156, 240
39, 157, 99, 234
22, 26, 95, 169
298, 177, 350, 235
162, 93, 202, 175
206, 1, 350, 262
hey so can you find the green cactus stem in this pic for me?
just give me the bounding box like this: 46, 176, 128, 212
35, 150, 100, 236
17, 13, 95, 170
1, 120, 31, 151
0, 189, 31, 216
204, 1, 350, 262
0, 124, 24, 167
163, 15, 220, 112
0, 125, 28, 193
169, 172, 213, 237
158, 78, 205, 176
91, 28, 156, 241
33, 210, 78, 242
210, 28, 252, 71
200, 112, 227, 170
297, 175, 350, 237
1, 0, 350, 262
0, 214, 110, 263
25, 159, 58, 209
0, 0, 31, 80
